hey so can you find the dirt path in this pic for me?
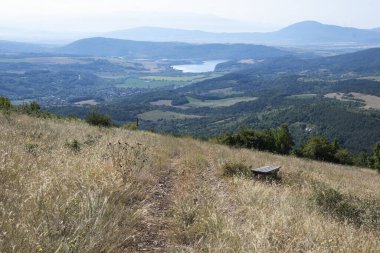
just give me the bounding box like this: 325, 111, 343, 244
124, 163, 175, 252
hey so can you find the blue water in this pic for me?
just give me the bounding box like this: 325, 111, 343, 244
172, 60, 226, 73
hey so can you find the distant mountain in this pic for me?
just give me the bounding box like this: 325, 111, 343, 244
105, 21, 380, 45
272, 21, 380, 44
58, 37, 292, 60
0, 40, 50, 54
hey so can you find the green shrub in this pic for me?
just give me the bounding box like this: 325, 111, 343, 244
123, 122, 138, 130
0, 96, 11, 110
65, 139, 81, 153
334, 149, 353, 165
218, 125, 294, 155
373, 142, 380, 172
85, 111, 112, 127
223, 162, 251, 177
301, 136, 336, 162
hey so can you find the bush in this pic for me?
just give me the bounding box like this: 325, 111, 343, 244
218, 125, 294, 155
123, 122, 138, 130
0, 96, 11, 110
334, 149, 353, 165
85, 111, 112, 127
65, 139, 81, 153
372, 142, 380, 172
223, 162, 251, 177
274, 124, 294, 155
301, 136, 336, 162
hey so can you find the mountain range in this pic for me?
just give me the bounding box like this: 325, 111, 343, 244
58, 37, 292, 59
2, 21, 380, 56
104, 21, 380, 45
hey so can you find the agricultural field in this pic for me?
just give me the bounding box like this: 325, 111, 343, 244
138, 110, 204, 121
208, 87, 243, 96
149, 100, 173, 106
325, 92, 380, 110
181, 96, 258, 108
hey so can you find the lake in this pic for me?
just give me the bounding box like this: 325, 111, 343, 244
172, 60, 226, 73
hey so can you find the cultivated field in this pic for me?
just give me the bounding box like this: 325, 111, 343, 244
1, 113, 379, 252
325, 92, 380, 110
182, 96, 258, 108
138, 110, 204, 121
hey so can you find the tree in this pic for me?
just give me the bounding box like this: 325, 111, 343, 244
373, 142, 380, 172
30, 101, 41, 111
85, 111, 112, 127
301, 136, 336, 162
0, 96, 11, 110
274, 124, 294, 155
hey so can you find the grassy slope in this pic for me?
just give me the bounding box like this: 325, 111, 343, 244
1, 113, 379, 252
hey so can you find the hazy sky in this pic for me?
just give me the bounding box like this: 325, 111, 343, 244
1, 0, 379, 32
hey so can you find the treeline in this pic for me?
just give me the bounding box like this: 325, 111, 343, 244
0, 96, 137, 130
216, 125, 380, 172
0, 96, 56, 118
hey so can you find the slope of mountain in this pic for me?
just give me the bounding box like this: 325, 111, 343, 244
58, 37, 292, 59
1, 112, 379, 252
104, 21, 380, 45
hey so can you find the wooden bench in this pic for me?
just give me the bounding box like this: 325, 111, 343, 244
251, 165, 281, 177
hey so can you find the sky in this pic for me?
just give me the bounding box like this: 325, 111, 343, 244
0, 0, 379, 33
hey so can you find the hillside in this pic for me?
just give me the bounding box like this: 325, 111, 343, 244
58, 37, 291, 59
104, 21, 380, 45
1, 113, 379, 252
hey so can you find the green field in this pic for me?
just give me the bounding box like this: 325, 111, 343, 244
138, 110, 204, 121
208, 87, 243, 96
141, 75, 205, 82
182, 96, 258, 108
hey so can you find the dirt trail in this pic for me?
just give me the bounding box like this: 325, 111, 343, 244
124, 162, 175, 252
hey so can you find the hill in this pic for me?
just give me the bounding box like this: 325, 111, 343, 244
1, 113, 379, 252
104, 21, 380, 45
58, 37, 292, 59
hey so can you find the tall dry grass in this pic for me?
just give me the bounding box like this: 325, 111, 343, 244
0, 114, 176, 252
1, 113, 380, 252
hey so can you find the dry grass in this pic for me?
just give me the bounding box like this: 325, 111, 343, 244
1, 113, 380, 252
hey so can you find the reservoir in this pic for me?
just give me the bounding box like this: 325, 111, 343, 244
172, 60, 226, 73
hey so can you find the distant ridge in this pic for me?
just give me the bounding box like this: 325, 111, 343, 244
104, 21, 380, 45
58, 37, 292, 59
